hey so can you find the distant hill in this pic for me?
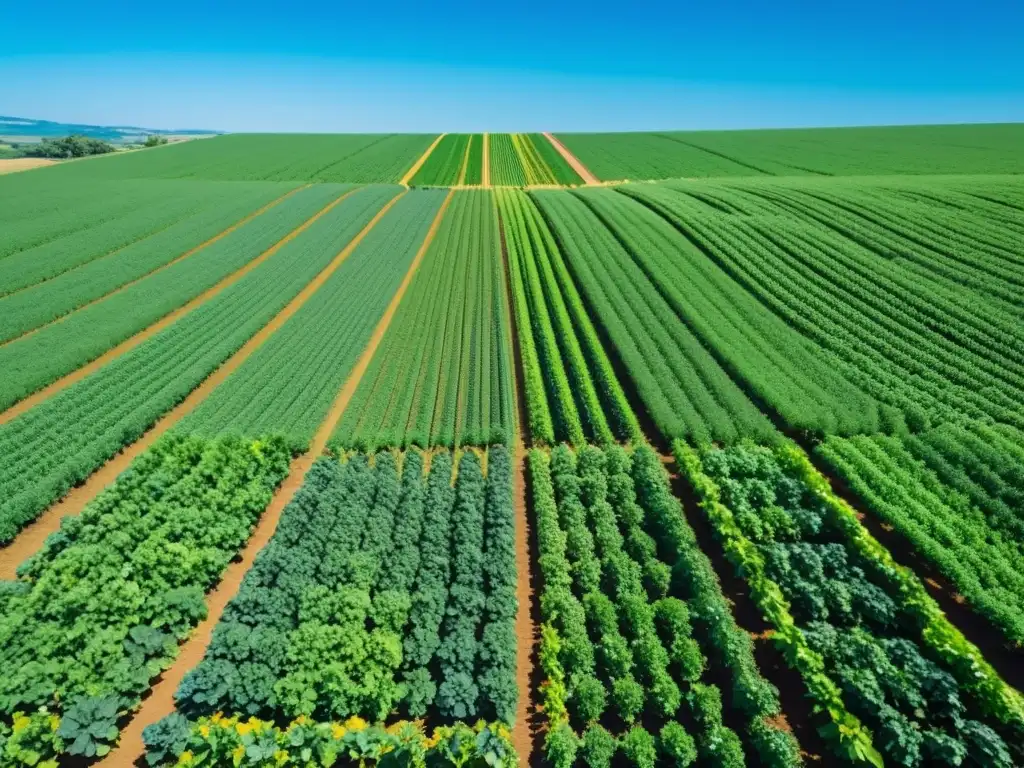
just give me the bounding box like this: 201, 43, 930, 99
0, 115, 223, 143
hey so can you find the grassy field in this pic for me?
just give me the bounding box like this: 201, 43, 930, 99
0, 125, 1022, 768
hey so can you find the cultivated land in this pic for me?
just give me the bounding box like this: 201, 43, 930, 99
1, 124, 1023, 768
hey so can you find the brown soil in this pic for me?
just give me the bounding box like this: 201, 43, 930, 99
0, 188, 356, 428
0, 189, 402, 575
497, 204, 541, 762
482, 134, 491, 188
1, 185, 308, 347
542, 133, 600, 185
400, 133, 447, 187
96, 189, 437, 766
0, 158, 58, 174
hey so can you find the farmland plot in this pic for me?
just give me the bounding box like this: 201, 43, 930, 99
332, 190, 515, 449
0, 186, 398, 543
409, 133, 470, 186
531, 445, 800, 767
146, 448, 517, 766
678, 440, 1024, 767
178, 190, 447, 449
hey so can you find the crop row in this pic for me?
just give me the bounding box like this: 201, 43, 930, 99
0, 182, 297, 343
0, 185, 397, 543
678, 440, 1024, 767
627, 179, 1024, 433
408, 134, 470, 186
464, 134, 484, 185
46, 134, 441, 183
528, 133, 585, 185
530, 189, 778, 444
177, 189, 446, 451
531, 444, 799, 768
497, 189, 640, 446
332, 190, 514, 450
145, 447, 516, 758
0, 434, 293, 763
818, 420, 1024, 646
0, 183, 351, 414
490, 134, 528, 186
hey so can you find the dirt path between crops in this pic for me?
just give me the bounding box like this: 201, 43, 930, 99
0, 157, 58, 174
497, 205, 541, 763
98, 189, 453, 767
0, 191, 405, 577
1, 185, 307, 348
543, 132, 600, 185
482, 133, 491, 188
0, 188, 355, 428
400, 133, 447, 186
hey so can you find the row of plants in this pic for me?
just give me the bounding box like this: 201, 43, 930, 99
677, 438, 1024, 767
167, 447, 517, 746
0, 182, 352, 413
0, 186, 394, 544
651, 180, 1024, 434
605, 183, 885, 437
817, 420, 1024, 646
527, 134, 585, 186
332, 191, 515, 450
177, 190, 446, 451
531, 189, 777, 445
409, 134, 471, 187
497, 187, 641, 447
488, 134, 528, 187
531, 444, 800, 767
0, 434, 293, 764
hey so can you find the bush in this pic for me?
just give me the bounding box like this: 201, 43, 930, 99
659, 721, 697, 767
25, 135, 115, 158
621, 726, 657, 768
581, 724, 618, 768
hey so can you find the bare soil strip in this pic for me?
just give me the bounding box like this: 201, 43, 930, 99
496, 205, 540, 762
0, 158, 58, 175
0, 190, 405, 577
1, 185, 309, 348
399, 133, 448, 186
543, 132, 600, 185
99, 189, 453, 767
482, 133, 491, 188
0, 188, 357, 428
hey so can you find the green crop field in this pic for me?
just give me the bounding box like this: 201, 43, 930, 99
1, 125, 1023, 768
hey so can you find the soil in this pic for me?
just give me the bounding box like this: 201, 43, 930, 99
498, 205, 542, 762
0, 187, 358, 428
0, 158, 57, 174
400, 133, 448, 187
481, 134, 491, 188
542, 133, 600, 186
1, 185, 308, 348
0, 189, 400, 576
95, 188, 441, 765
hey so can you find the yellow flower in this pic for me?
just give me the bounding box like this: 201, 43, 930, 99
232, 745, 246, 764
48, 714, 60, 732
236, 721, 253, 736
177, 750, 194, 766
292, 714, 308, 727
331, 723, 347, 740
211, 712, 225, 725
274, 749, 289, 765
198, 724, 211, 738
344, 716, 368, 732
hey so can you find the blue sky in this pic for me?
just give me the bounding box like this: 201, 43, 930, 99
2, 0, 1022, 132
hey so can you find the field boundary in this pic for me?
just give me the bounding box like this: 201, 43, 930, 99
482, 133, 491, 187
98, 189, 454, 766
0, 185, 309, 348
0, 188, 358, 428
543, 132, 600, 185
0, 190, 406, 577
400, 133, 447, 186
456, 135, 473, 186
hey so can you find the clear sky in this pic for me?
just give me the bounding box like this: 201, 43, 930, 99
2, 0, 1022, 132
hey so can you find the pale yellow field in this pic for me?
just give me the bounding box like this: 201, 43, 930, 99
0, 157, 58, 174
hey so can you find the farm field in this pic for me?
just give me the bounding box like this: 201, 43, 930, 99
0, 125, 1022, 768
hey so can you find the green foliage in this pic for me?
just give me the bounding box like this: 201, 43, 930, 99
489, 134, 528, 186
620, 726, 656, 768
26, 134, 115, 158
143, 134, 169, 147
333, 190, 515, 450
0, 434, 291, 761
580, 724, 617, 768
409, 133, 470, 186
141, 713, 191, 767
658, 721, 696, 767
